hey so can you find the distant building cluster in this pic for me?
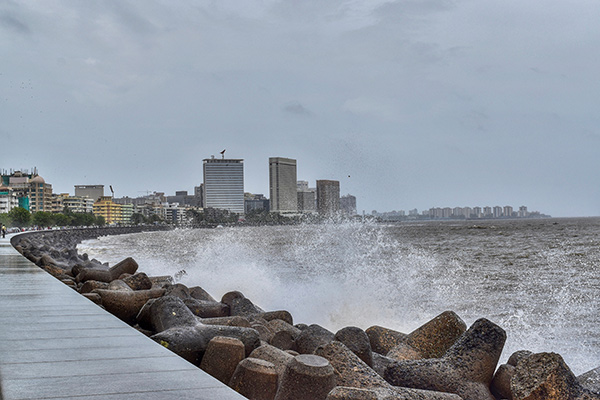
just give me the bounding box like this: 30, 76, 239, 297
0, 156, 358, 225
1, 163, 550, 226
373, 205, 550, 221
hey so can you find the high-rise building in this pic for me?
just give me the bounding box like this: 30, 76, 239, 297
203, 157, 244, 215
316, 180, 340, 216
340, 194, 357, 215
269, 157, 297, 213
74, 185, 104, 202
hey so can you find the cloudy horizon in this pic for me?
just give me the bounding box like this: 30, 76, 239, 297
2, 1, 599, 217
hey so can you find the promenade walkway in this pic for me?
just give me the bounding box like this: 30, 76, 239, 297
0, 234, 245, 400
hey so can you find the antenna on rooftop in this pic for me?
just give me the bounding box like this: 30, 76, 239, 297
109, 185, 114, 198
220, 149, 226, 159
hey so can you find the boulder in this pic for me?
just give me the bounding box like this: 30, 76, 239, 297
93, 288, 165, 324
511, 352, 600, 400
335, 326, 374, 367
385, 318, 506, 400
387, 311, 466, 361
274, 354, 336, 400
366, 325, 407, 355
200, 336, 246, 384
229, 357, 279, 400
295, 324, 335, 354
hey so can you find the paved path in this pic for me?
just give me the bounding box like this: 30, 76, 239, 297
0, 234, 245, 400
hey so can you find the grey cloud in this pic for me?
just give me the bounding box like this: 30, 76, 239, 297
282, 101, 312, 116
0, 13, 31, 35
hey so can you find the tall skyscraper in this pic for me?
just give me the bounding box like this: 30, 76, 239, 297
316, 180, 340, 216
269, 157, 297, 213
203, 157, 244, 214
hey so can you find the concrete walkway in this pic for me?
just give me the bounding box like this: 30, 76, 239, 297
0, 234, 245, 400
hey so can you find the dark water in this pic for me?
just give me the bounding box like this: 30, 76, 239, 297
80, 217, 600, 374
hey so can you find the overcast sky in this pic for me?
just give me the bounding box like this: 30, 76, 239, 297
2, 1, 599, 217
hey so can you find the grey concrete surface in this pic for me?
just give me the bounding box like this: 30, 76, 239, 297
0, 234, 245, 400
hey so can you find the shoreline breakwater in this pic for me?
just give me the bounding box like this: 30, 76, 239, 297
9, 227, 600, 400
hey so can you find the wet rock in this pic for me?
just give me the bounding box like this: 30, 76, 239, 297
79, 280, 109, 294
326, 386, 463, 400
93, 288, 165, 324
148, 275, 174, 289
317, 341, 461, 399
274, 354, 336, 400
508, 350, 533, 367
388, 311, 466, 361
491, 363, 515, 400
200, 336, 246, 384
76, 257, 139, 283
259, 310, 294, 326
107, 279, 133, 291
81, 292, 102, 305
200, 315, 252, 327
249, 343, 295, 378
335, 326, 374, 367
229, 357, 279, 400
152, 323, 261, 365
268, 319, 301, 351
184, 298, 229, 318
511, 352, 600, 400
137, 295, 199, 332
315, 341, 390, 389
385, 318, 506, 400
578, 366, 600, 394
189, 286, 217, 302
163, 283, 191, 299
222, 291, 265, 317
122, 272, 153, 290
253, 321, 276, 343
366, 325, 408, 355
295, 324, 335, 354
371, 352, 396, 378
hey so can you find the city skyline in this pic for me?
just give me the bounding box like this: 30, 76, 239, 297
2, 2, 599, 217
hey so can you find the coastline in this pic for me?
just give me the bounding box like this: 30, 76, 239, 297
9, 226, 600, 400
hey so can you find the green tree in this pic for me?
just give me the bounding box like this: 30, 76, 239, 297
32, 211, 54, 227
0, 213, 10, 227
54, 213, 71, 226
71, 212, 96, 226
131, 213, 146, 225
8, 207, 31, 228
95, 215, 105, 226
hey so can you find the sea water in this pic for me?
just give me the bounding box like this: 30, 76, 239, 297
78, 217, 600, 375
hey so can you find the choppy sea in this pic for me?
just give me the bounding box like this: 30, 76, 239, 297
78, 217, 600, 375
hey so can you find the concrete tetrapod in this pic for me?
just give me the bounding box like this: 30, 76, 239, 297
93, 288, 165, 324
511, 352, 600, 400
335, 326, 374, 367
142, 296, 261, 365
229, 357, 279, 400
387, 311, 466, 361
316, 341, 462, 400
249, 344, 295, 378
200, 336, 246, 384
384, 318, 506, 400
295, 324, 336, 354
490, 350, 533, 400
366, 325, 408, 355
273, 354, 336, 400
76, 256, 139, 283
